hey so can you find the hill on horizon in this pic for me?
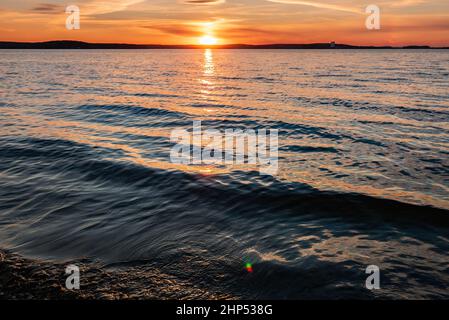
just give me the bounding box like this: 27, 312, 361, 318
0, 40, 441, 49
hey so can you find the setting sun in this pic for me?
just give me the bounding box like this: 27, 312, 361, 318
199, 35, 218, 46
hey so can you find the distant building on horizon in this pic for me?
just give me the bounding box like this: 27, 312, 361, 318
330, 41, 336, 48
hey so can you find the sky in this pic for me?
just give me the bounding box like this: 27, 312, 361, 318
0, 0, 448, 46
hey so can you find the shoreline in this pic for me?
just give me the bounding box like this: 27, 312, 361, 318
1, 41, 448, 50
0, 250, 234, 300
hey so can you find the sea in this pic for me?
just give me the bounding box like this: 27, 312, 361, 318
0, 49, 448, 299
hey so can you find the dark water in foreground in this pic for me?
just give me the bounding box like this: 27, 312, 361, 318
0, 50, 448, 299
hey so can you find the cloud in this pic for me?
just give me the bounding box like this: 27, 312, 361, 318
142, 18, 230, 38
142, 23, 202, 37
265, 0, 361, 13
31, 3, 63, 14
219, 26, 300, 38
75, 0, 145, 15
383, 17, 449, 31
391, 0, 426, 7
180, 0, 226, 5
265, 0, 430, 13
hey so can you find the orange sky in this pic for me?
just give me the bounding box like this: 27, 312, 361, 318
0, 0, 448, 46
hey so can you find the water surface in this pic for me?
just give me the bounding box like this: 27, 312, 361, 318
0, 49, 448, 299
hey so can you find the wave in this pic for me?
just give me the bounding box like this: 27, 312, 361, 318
1, 123, 448, 300
77, 104, 186, 118
1, 137, 448, 224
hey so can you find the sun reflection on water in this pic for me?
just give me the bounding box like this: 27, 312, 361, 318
204, 49, 214, 76
199, 49, 216, 100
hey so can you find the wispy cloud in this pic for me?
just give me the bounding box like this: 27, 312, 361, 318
266, 0, 429, 12
180, 0, 226, 5
80, 0, 145, 15
31, 3, 63, 14
391, 0, 426, 7
142, 23, 202, 37
265, 0, 361, 13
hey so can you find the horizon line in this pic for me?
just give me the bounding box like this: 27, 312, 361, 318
1, 40, 448, 49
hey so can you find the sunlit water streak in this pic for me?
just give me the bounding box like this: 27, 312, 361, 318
0, 49, 448, 299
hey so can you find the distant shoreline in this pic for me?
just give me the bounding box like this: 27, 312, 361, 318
1, 41, 448, 50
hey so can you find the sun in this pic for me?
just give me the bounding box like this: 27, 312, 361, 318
199, 35, 218, 46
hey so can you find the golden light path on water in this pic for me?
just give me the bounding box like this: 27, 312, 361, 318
0, 49, 448, 209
